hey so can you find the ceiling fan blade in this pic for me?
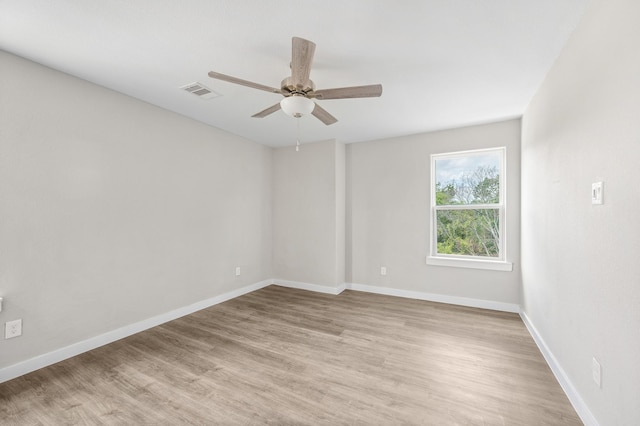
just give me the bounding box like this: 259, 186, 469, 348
314, 84, 383, 100
311, 103, 338, 125
252, 102, 282, 118
208, 71, 282, 94
291, 37, 316, 89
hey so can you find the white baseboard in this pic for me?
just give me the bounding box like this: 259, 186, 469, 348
271, 280, 519, 313
2, 276, 593, 426
272, 279, 346, 295
345, 282, 520, 313
0, 279, 272, 384
520, 310, 599, 426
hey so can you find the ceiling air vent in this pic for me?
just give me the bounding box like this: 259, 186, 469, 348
180, 82, 221, 100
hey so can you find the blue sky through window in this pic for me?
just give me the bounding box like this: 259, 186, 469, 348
435, 152, 500, 186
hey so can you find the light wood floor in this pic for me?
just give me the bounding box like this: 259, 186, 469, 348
0, 285, 581, 425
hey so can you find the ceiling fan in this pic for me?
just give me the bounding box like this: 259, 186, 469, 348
208, 37, 382, 125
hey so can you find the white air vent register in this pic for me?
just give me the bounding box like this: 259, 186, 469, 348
180, 82, 221, 100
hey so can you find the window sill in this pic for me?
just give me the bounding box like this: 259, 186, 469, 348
426, 256, 513, 272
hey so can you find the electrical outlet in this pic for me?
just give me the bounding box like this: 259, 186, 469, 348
5, 319, 22, 339
592, 357, 601, 388
235, 266, 241, 277
380, 266, 387, 276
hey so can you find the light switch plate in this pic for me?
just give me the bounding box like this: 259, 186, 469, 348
592, 182, 603, 204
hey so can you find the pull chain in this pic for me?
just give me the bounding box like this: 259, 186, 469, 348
296, 117, 300, 152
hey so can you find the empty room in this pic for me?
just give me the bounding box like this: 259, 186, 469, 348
0, 0, 638, 424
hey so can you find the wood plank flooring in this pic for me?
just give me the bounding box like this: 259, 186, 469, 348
0, 285, 582, 425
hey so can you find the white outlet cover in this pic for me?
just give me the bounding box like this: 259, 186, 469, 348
5, 319, 22, 339
592, 357, 601, 388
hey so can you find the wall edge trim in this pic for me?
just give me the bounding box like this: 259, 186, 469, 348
2, 277, 594, 426
345, 282, 520, 313
520, 310, 599, 426
0, 279, 272, 384
272, 279, 346, 295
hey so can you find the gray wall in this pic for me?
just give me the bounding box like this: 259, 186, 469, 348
272, 140, 346, 289
347, 120, 521, 305
521, 0, 640, 423
0, 51, 273, 369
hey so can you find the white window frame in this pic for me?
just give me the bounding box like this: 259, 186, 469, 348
427, 147, 512, 272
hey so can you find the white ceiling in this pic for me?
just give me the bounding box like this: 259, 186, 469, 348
0, 0, 590, 147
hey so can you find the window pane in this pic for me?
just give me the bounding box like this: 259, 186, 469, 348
435, 152, 500, 205
436, 209, 500, 257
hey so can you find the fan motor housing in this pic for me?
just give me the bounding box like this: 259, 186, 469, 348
281, 77, 315, 97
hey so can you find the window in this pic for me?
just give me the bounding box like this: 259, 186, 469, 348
427, 147, 512, 271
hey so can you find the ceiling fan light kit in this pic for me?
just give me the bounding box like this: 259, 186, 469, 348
280, 95, 314, 118
208, 37, 382, 126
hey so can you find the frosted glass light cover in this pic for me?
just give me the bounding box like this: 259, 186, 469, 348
280, 95, 314, 117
